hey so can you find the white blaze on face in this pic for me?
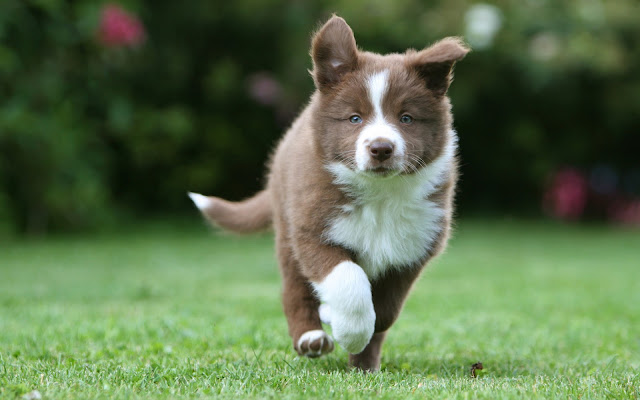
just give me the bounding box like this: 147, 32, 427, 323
354, 70, 406, 171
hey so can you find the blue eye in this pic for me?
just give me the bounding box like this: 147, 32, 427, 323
400, 115, 413, 124
349, 115, 363, 124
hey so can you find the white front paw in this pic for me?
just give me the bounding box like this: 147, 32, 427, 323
296, 330, 334, 357
312, 261, 376, 354
330, 306, 375, 354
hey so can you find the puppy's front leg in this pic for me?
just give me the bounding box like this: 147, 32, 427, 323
290, 203, 375, 355
312, 260, 375, 355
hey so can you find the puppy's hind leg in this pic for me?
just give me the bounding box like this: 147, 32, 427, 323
348, 265, 424, 371
349, 332, 387, 371
277, 235, 334, 358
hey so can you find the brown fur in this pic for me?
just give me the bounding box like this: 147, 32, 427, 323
191, 16, 468, 371
198, 189, 271, 233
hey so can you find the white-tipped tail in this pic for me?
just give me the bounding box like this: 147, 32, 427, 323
187, 192, 212, 210
187, 189, 273, 234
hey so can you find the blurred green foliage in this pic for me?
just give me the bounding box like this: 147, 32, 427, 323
1, 0, 639, 234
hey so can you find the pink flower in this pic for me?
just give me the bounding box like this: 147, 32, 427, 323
247, 73, 283, 106
98, 3, 146, 48
543, 168, 588, 220
608, 199, 640, 227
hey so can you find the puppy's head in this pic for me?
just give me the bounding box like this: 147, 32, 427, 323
311, 16, 469, 176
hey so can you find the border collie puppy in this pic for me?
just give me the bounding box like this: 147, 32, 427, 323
189, 15, 468, 371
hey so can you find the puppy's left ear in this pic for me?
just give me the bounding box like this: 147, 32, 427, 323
409, 37, 470, 96
311, 16, 358, 91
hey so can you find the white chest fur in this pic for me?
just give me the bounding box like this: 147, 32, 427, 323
324, 133, 456, 280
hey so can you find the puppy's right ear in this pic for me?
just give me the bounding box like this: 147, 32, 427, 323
311, 16, 358, 91
409, 37, 470, 96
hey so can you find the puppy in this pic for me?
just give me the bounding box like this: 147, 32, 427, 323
189, 16, 468, 371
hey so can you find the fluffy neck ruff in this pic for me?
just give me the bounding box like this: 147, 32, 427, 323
323, 130, 457, 279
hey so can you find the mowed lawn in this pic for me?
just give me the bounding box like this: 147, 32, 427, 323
1, 220, 639, 399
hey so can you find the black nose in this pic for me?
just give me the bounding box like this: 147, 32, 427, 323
369, 141, 394, 161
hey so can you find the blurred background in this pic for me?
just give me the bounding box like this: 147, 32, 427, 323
1, 0, 639, 236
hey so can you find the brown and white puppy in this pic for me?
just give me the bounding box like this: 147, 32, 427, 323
189, 16, 468, 371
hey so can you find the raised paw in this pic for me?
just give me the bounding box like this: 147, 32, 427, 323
330, 307, 375, 355
296, 330, 334, 358
312, 261, 376, 354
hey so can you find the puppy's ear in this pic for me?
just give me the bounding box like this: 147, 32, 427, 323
311, 15, 358, 91
409, 37, 470, 96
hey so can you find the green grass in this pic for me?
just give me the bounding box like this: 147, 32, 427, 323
1, 219, 639, 399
